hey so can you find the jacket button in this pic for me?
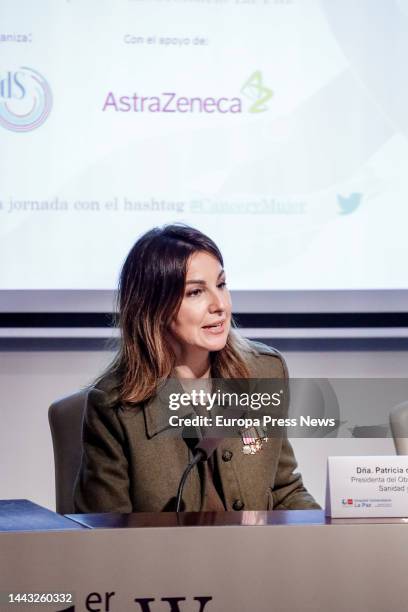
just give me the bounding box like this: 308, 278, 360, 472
222, 450, 233, 462
232, 499, 245, 511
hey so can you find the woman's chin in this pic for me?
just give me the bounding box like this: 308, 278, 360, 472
201, 333, 229, 352
210, 341, 227, 352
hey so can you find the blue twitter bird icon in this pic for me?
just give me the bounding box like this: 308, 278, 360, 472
337, 193, 363, 215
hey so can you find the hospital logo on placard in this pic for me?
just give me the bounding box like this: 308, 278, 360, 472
0, 67, 52, 132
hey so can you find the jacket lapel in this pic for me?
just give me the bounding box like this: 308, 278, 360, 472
143, 378, 196, 439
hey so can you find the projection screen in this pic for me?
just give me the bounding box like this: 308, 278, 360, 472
1, 0, 408, 316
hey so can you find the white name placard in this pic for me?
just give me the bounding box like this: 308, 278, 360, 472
325, 456, 408, 518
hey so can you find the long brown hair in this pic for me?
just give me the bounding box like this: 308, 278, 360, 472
103, 224, 254, 404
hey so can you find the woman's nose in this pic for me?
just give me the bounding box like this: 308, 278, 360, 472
208, 290, 225, 312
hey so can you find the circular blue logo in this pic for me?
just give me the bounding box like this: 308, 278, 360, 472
0, 67, 52, 132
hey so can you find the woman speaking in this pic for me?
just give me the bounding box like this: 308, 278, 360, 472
74, 224, 319, 512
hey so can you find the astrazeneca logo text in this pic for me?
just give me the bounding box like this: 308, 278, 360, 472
102, 91, 242, 114
102, 71, 273, 115
0, 67, 52, 132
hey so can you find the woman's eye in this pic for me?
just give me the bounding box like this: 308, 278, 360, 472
187, 288, 202, 297
186, 281, 226, 297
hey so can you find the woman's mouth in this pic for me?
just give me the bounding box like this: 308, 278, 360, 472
202, 320, 226, 334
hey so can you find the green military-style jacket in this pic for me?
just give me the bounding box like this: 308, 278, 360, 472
73, 341, 320, 513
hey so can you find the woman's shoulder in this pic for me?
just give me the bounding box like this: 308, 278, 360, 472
91, 371, 145, 414
87, 371, 122, 411
241, 339, 288, 378
94, 371, 120, 394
